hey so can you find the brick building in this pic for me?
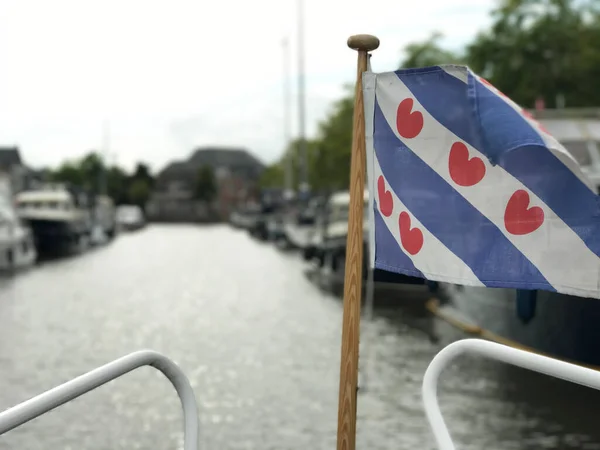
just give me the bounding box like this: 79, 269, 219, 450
146, 147, 264, 222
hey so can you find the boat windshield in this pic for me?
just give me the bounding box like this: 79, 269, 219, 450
17, 200, 72, 210
117, 206, 143, 221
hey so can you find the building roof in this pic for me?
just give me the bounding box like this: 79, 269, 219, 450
155, 147, 265, 189
188, 147, 264, 170
0, 147, 22, 167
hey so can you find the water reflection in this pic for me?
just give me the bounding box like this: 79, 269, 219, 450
360, 293, 600, 450
0, 225, 597, 449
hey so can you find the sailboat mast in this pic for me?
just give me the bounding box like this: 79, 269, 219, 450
283, 37, 293, 195
296, 0, 308, 194
100, 119, 109, 196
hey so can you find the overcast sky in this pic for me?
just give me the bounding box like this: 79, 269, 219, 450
0, 0, 494, 173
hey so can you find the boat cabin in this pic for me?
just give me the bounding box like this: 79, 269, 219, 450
534, 109, 600, 192
15, 190, 79, 219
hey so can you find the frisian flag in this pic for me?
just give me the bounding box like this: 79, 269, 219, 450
363, 65, 600, 299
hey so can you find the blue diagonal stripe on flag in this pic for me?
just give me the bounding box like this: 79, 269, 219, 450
363, 66, 600, 299
373, 199, 424, 278
372, 100, 553, 290
394, 67, 600, 257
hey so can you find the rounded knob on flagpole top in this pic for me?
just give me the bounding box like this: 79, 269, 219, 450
347, 34, 380, 52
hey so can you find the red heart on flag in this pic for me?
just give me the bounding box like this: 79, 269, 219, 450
396, 98, 424, 139
448, 142, 486, 186
398, 211, 423, 255
504, 190, 545, 235
377, 176, 393, 217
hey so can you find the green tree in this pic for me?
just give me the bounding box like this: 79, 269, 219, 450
127, 178, 151, 209
131, 163, 154, 188
45, 152, 155, 208
107, 166, 129, 204
263, 0, 600, 193
311, 85, 354, 191
261, 138, 323, 191
466, 0, 600, 107
194, 165, 217, 203
266, 87, 356, 193
286, 138, 322, 191
400, 32, 464, 68
50, 161, 85, 186
259, 162, 285, 189
79, 152, 105, 192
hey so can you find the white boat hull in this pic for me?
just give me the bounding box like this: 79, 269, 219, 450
0, 228, 37, 270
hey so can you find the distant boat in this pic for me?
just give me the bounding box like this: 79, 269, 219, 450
266, 214, 286, 242
0, 196, 36, 270
116, 205, 146, 232
15, 183, 93, 255
248, 189, 286, 241
304, 190, 364, 269
281, 196, 323, 250
90, 195, 118, 245
228, 210, 243, 228
229, 203, 261, 231
308, 189, 426, 287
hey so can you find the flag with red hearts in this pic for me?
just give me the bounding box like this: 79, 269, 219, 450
362, 65, 600, 299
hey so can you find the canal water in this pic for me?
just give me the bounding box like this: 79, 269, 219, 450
0, 224, 599, 450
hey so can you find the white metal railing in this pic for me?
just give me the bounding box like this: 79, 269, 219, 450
0, 350, 200, 450
5, 338, 597, 450
423, 338, 600, 450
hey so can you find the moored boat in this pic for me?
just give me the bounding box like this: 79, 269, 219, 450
116, 204, 146, 232
248, 189, 286, 241
281, 196, 323, 250
0, 197, 36, 270
90, 195, 117, 244
15, 183, 93, 255
310, 188, 427, 288
427, 283, 600, 367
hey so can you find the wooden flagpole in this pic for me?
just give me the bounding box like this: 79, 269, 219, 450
336, 34, 379, 450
